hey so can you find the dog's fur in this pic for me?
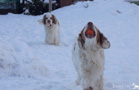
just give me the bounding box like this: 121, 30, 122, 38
39, 13, 60, 46
72, 22, 110, 90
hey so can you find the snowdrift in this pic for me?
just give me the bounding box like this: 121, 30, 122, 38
0, 38, 49, 78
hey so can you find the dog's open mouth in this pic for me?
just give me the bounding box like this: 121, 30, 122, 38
85, 22, 96, 38
85, 28, 96, 38
46, 23, 52, 27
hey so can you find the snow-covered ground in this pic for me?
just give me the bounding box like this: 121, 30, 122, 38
0, 0, 139, 90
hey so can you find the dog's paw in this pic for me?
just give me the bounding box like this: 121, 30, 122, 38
76, 81, 80, 85
84, 87, 94, 90
76, 78, 81, 85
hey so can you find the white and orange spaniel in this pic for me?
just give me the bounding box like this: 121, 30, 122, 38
39, 13, 60, 46
72, 22, 110, 90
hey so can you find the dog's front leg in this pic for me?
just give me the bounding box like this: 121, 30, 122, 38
54, 38, 59, 46
80, 68, 94, 90
54, 30, 60, 46
97, 75, 104, 90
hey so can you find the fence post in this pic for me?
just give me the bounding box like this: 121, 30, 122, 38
49, 0, 52, 12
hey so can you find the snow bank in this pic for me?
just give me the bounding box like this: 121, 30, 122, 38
0, 38, 49, 78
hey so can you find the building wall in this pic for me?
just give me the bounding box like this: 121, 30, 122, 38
125, 0, 139, 1
59, 0, 73, 7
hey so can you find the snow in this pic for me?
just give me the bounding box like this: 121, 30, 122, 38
23, 0, 56, 3
0, 0, 139, 90
20, 0, 23, 3
0, 38, 49, 78
43, 0, 56, 3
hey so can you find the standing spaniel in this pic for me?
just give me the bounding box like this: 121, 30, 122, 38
72, 22, 110, 90
39, 13, 60, 46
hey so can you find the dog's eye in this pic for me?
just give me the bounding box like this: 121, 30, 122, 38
50, 17, 52, 19
45, 17, 48, 19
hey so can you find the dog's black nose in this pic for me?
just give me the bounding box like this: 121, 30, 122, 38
88, 22, 93, 26
48, 20, 50, 23
88, 22, 93, 28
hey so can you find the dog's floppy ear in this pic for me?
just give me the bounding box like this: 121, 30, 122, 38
96, 28, 110, 49
52, 14, 57, 24
43, 15, 46, 25
78, 28, 85, 49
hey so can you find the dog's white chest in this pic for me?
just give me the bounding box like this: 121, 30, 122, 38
80, 50, 103, 70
